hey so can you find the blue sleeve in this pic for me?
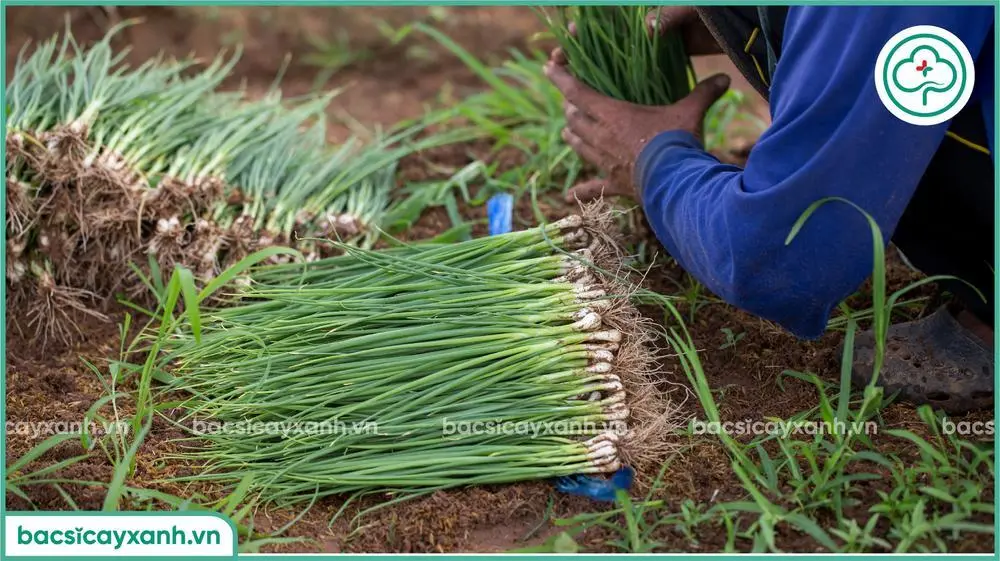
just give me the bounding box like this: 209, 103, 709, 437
636, 6, 994, 339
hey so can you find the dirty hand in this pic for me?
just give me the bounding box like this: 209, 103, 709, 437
545, 56, 730, 202
646, 6, 723, 56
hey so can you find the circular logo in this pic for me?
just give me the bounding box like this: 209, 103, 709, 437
874, 25, 975, 126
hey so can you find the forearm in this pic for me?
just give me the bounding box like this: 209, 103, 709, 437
637, 132, 872, 338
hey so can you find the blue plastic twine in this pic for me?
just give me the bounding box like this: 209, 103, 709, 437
554, 467, 635, 502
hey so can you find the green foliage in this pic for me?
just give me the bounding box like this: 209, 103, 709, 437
542, 6, 692, 105
703, 89, 767, 153
6, 22, 460, 255
303, 30, 373, 91
411, 24, 583, 221
718, 327, 745, 350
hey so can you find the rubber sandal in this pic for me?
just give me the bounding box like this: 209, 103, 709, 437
848, 305, 994, 414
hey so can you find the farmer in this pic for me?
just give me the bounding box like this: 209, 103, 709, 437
546, 6, 995, 413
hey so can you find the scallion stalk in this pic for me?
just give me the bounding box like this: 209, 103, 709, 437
543, 6, 693, 106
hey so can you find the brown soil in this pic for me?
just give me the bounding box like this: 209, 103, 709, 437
6, 6, 548, 143
4, 6, 992, 554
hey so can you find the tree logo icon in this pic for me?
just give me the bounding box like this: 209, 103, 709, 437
875, 25, 975, 126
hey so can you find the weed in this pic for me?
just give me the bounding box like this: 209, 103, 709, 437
718, 327, 745, 350
303, 30, 373, 91
703, 89, 767, 153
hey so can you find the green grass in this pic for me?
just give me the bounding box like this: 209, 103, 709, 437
303, 29, 373, 92
702, 89, 767, 153
408, 24, 583, 224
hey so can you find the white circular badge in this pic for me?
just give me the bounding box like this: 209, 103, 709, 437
874, 25, 976, 126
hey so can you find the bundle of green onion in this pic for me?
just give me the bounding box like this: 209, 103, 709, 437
544, 6, 692, 105
153, 213, 672, 505
5, 23, 463, 345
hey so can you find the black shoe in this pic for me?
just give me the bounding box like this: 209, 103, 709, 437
848, 305, 994, 414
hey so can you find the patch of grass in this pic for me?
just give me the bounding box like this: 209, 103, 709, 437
5, 433, 93, 510
667, 271, 716, 324
878, 406, 994, 552
388, 25, 582, 227
515, 458, 737, 553
703, 89, 767, 153
303, 30, 374, 92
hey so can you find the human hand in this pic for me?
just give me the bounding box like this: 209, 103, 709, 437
545, 55, 730, 202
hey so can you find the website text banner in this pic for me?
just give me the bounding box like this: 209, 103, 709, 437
5, 513, 236, 557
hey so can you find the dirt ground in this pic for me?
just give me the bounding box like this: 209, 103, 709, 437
4, 6, 992, 553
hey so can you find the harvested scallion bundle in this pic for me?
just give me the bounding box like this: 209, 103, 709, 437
151, 212, 674, 506
543, 6, 692, 105
4, 23, 463, 346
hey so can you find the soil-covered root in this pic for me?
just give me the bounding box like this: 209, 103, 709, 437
37, 125, 90, 184
570, 203, 680, 476
5, 176, 37, 240
6, 131, 30, 163
35, 224, 79, 276
220, 214, 260, 269
146, 215, 193, 274
6, 236, 29, 284
6, 130, 44, 172
17, 260, 109, 349
75, 155, 147, 237
143, 176, 226, 220
189, 218, 228, 280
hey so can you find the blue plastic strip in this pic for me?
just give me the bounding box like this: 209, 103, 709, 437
554, 467, 635, 502
486, 193, 514, 236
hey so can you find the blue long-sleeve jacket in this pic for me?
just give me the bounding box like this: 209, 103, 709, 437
637, 6, 995, 339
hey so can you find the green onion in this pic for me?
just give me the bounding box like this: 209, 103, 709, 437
5, 24, 465, 345
543, 6, 693, 105
147, 214, 672, 506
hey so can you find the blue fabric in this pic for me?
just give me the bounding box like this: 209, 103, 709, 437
636, 6, 995, 339
986, 102, 996, 156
